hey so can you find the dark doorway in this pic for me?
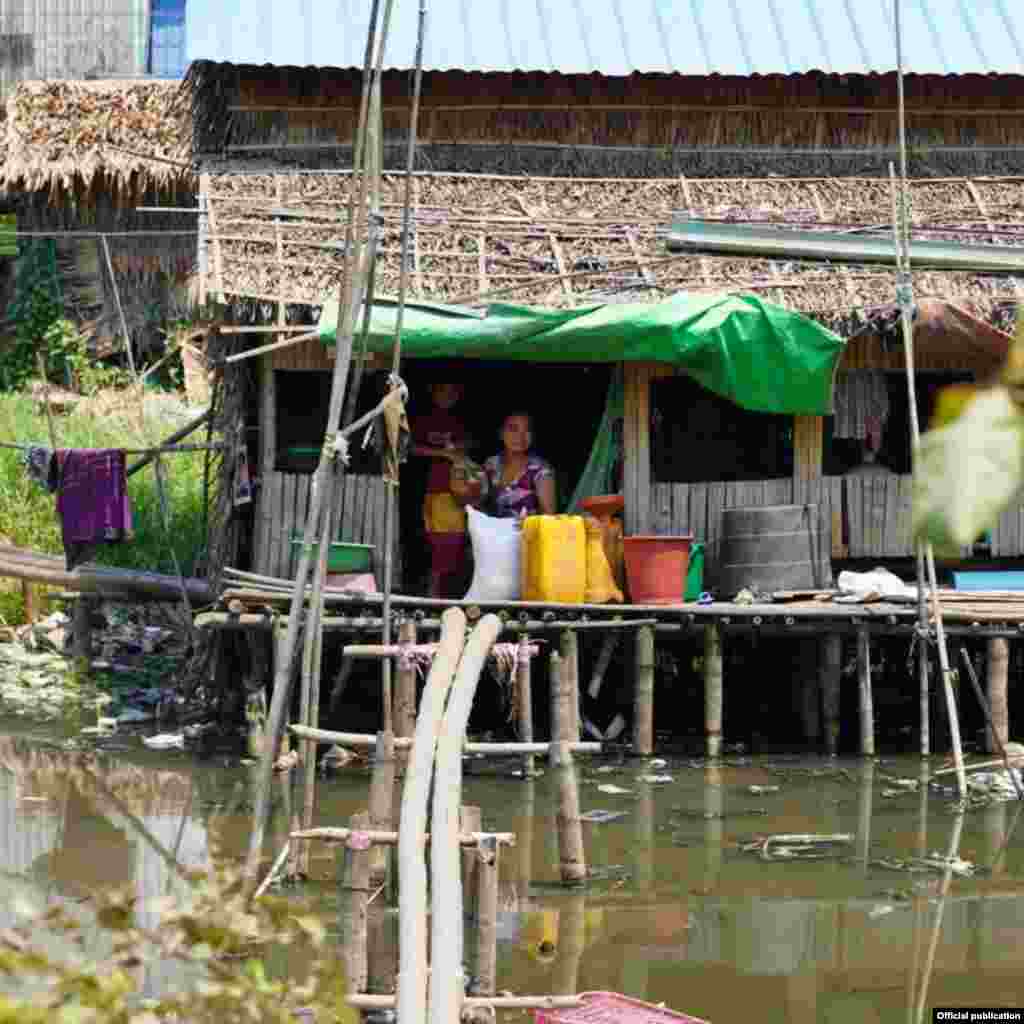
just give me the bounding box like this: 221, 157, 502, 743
399, 360, 615, 593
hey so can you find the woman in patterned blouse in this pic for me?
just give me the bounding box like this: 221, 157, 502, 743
483, 412, 556, 519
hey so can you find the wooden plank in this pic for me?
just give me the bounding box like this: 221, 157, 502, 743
793, 416, 823, 494
412, 178, 423, 294
689, 483, 708, 549
895, 475, 914, 555
706, 482, 726, 574
846, 476, 863, 558
635, 364, 653, 536
267, 472, 285, 579
869, 475, 886, 557
282, 473, 298, 577
622, 364, 643, 535
671, 483, 689, 534
828, 476, 847, 561
256, 355, 276, 573
651, 482, 673, 534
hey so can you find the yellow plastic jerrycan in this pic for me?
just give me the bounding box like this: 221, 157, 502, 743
521, 515, 586, 604
584, 515, 624, 604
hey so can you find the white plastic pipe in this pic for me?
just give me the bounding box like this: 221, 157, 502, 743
396, 607, 467, 1024
428, 614, 502, 1024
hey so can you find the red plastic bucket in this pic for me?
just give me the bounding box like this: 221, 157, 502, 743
622, 535, 693, 605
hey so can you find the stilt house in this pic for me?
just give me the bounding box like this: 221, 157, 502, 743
183, 1, 1024, 592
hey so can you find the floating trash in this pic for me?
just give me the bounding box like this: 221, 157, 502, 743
648, 758, 668, 769
871, 853, 975, 878
143, 733, 185, 750
742, 833, 855, 861
579, 809, 629, 824
639, 774, 673, 784
597, 784, 632, 796
747, 785, 780, 795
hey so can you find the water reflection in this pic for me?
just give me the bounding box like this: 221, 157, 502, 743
5, 735, 1024, 1021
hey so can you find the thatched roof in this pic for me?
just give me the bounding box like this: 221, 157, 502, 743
206, 170, 1024, 336
1, 79, 193, 198
185, 63, 1024, 179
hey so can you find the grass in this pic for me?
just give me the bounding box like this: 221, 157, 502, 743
0, 391, 212, 593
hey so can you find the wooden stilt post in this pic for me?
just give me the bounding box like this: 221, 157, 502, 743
856, 629, 875, 757
21, 581, 36, 623
798, 639, 821, 744
516, 779, 535, 899
703, 761, 723, 886
822, 634, 842, 756
460, 805, 483, 922
633, 625, 655, 756
552, 892, 586, 996
340, 810, 372, 993
704, 623, 723, 759
367, 731, 395, 887
550, 740, 586, 885
919, 627, 931, 757
72, 596, 95, 664
986, 638, 1010, 755
560, 630, 580, 741
549, 651, 585, 884
394, 620, 418, 743
587, 631, 620, 700
516, 634, 535, 777
470, 838, 500, 997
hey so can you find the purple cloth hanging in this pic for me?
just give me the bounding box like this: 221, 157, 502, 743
55, 449, 134, 570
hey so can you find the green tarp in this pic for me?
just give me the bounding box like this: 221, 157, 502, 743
316, 292, 845, 414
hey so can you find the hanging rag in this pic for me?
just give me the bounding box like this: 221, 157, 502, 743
22, 446, 58, 493
55, 449, 134, 570
377, 384, 411, 485
832, 370, 890, 446
233, 442, 252, 507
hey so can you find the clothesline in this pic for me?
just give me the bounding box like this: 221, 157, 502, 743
0, 442, 226, 455
10, 230, 199, 238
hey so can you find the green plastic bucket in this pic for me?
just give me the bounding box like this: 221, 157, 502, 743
684, 542, 705, 601
290, 536, 374, 574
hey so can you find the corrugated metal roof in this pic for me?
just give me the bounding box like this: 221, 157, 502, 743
187, 0, 1024, 76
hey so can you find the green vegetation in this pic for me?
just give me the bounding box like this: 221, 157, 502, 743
0, 864, 359, 1023
0, 393, 210, 581
914, 310, 1024, 553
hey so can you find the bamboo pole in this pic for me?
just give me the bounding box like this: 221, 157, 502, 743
560, 630, 581, 741
397, 608, 466, 1024
368, 731, 397, 886
587, 631, 620, 699
340, 810, 372, 993
460, 805, 483, 921
957, 646, 1024, 799
633, 625, 655, 756
290, 725, 599, 755
429, 615, 502, 1024
516, 634, 536, 777
243, 4, 388, 883
822, 634, 842, 756
985, 639, 1011, 755
704, 623, 723, 758
856, 629, 875, 757
101, 235, 136, 378
551, 892, 586, 996
299, 517, 330, 876
917, 550, 931, 757
394, 620, 418, 740
890, 12, 967, 798
470, 839, 499, 997
549, 651, 586, 884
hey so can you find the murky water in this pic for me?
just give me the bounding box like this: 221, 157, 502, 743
4, 716, 1024, 1023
